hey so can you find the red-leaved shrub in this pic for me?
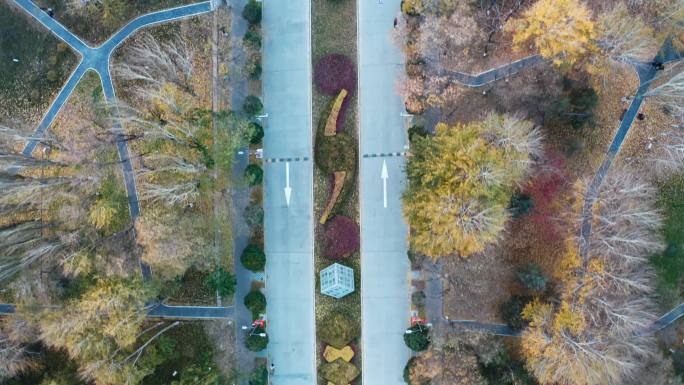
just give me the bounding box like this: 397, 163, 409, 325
315, 54, 357, 133
323, 215, 360, 260
314, 54, 357, 95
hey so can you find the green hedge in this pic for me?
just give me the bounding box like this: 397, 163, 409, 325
244, 290, 267, 319
247, 122, 264, 145
242, 0, 262, 24
243, 95, 263, 116
403, 325, 430, 352
245, 327, 268, 351
243, 29, 262, 50
244, 164, 263, 186
241, 244, 266, 272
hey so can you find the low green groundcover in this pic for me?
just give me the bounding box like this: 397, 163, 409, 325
318, 309, 359, 349
320, 359, 360, 385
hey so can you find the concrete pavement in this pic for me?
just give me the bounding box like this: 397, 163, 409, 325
358, 2, 411, 385
262, 1, 316, 384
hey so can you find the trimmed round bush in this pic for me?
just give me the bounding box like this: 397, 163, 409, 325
243, 95, 263, 116
314, 54, 357, 96
243, 29, 262, 49
318, 309, 360, 349
244, 164, 263, 186
314, 132, 357, 174
245, 326, 268, 351
322, 215, 359, 259
247, 122, 264, 145
242, 0, 262, 24
403, 325, 430, 351
500, 295, 533, 331
243, 203, 264, 227
244, 290, 267, 317
240, 244, 266, 272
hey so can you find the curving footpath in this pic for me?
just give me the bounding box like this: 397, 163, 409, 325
426, 45, 684, 337
12, 0, 214, 280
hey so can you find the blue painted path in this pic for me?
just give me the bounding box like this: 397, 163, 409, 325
0, 302, 234, 320
11, 0, 214, 280
441, 54, 545, 88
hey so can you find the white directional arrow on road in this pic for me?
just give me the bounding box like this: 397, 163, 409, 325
381, 160, 388, 208
284, 162, 292, 206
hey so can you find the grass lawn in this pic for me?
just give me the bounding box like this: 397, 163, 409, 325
651, 174, 684, 311
0, 1, 77, 128
143, 322, 231, 385
311, 0, 361, 383
35, 0, 197, 45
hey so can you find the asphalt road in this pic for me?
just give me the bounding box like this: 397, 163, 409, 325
358, 1, 411, 384
262, 0, 316, 384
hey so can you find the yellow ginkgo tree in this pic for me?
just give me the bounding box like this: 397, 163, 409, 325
403, 114, 541, 259
506, 0, 597, 65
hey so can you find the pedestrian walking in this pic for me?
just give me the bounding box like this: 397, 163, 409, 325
270, 363, 275, 374
393, 17, 398, 28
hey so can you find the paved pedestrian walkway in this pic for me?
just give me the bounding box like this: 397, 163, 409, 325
359, 1, 411, 385
261, 1, 316, 384
0, 302, 235, 320
226, 0, 261, 381
11, 0, 215, 280
442, 54, 545, 87
580, 42, 683, 258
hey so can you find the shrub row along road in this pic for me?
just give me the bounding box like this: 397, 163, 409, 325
358, 2, 411, 385
11, 0, 214, 280
261, 1, 317, 384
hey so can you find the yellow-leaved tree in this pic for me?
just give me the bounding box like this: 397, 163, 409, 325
520, 168, 661, 385
403, 114, 542, 259
506, 0, 597, 65
39, 278, 172, 385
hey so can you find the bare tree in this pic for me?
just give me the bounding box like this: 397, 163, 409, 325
596, 3, 660, 64
0, 318, 36, 380
645, 65, 684, 121
522, 167, 663, 385
581, 168, 663, 264
114, 33, 194, 95
477, 0, 526, 54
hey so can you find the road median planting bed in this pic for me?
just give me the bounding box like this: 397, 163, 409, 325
312, 0, 361, 383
